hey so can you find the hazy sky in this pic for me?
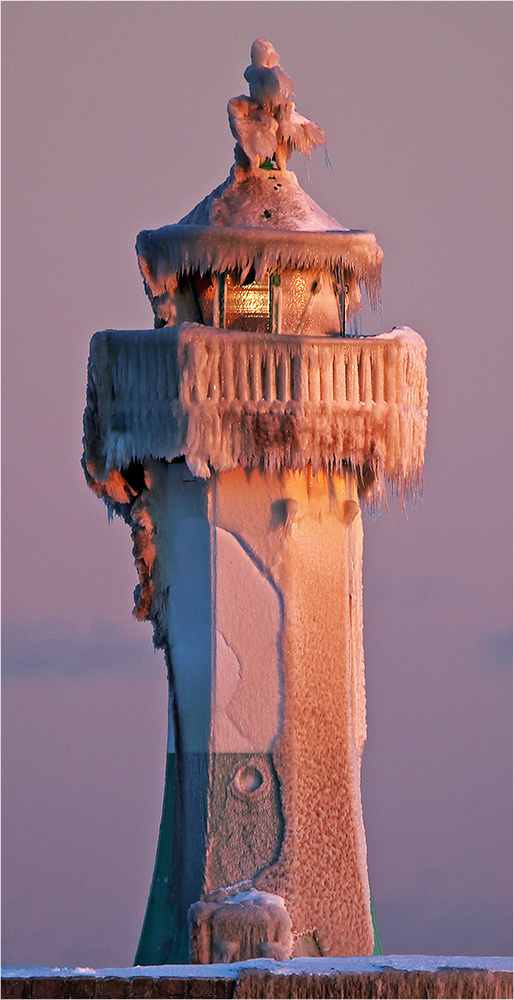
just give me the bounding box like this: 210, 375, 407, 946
2, 1, 512, 968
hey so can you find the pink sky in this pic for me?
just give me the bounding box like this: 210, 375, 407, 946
2, 1, 512, 967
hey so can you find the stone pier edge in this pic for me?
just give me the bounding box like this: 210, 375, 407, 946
2, 958, 512, 999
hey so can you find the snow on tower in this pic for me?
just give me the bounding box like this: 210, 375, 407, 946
83, 39, 427, 963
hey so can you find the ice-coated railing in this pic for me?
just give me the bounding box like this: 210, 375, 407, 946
83, 324, 427, 506
179, 326, 423, 408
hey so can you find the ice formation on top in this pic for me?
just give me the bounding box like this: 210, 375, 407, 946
228, 39, 326, 172
133, 39, 385, 331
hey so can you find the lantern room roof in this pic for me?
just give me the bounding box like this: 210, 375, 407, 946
176, 164, 345, 231
136, 221, 383, 308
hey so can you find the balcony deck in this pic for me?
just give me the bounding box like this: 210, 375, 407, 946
83, 325, 427, 507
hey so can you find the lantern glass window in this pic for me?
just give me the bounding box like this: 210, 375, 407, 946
224, 273, 270, 332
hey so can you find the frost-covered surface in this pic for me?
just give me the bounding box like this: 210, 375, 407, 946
189, 888, 293, 963
227, 39, 326, 172
211, 470, 372, 955
3, 956, 512, 977
152, 467, 371, 956
178, 167, 347, 234
83, 325, 427, 508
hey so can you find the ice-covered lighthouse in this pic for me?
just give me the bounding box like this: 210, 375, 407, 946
83, 39, 427, 964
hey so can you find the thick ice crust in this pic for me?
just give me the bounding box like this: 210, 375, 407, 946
177, 169, 344, 232
137, 225, 380, 282
189, 889, 293, 964
83, 325, 427, 509
136, 168, 383, 325
136, 219, 382, 322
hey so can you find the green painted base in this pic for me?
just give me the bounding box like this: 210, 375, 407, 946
371, 891, 383, 955
134, 751, 383, 963
134, 753, 189, 965
134, 750, 281, 965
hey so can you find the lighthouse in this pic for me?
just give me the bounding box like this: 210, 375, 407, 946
83, 39, 427, 964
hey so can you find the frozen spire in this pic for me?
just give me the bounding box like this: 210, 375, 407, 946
228, 39, 326, 171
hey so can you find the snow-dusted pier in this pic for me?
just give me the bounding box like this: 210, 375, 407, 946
3, 957, 513, 998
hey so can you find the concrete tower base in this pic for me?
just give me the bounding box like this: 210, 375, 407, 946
135, 463, 372, 962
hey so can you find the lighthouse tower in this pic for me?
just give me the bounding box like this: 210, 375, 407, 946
83, 39, 427, 964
